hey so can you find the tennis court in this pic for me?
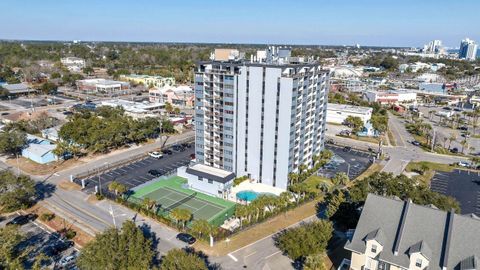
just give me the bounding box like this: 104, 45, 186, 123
129, 176, 236, 226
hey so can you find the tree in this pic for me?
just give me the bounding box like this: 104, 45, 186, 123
82, 67, 94, 76
303, 253, 327, 270
275, 220, 333, 262
344, 116, 364, 133
160, 249, 208, 270
0, 171, 36, 213
142, 197, 156, 211
0, 130, 27, 156
331, 172, 349, 186
349, 172, 460, 212
0, 225, 26, 269
448, 133, 457, 150
170, 208, 192, 228
161, 119, 175, 134
108, 181, 127, 196
190, 219, 215, 239
325, 190, 345, 218
40, 81, 58, 95
174, 107, 181, 115
77, 220, 155, 270
164, 102, 173, 114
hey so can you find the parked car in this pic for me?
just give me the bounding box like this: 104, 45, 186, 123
6, 214, 38, 226
443, 107, 452, 111
457, 161, 470, 167
190, 153, 196, 160
172, 144, 186, 152
58, 254, 77, 267
454, 108, 463, 112
63, 111, 73, 116
176, 233, 196, 245
459, 126, 469, 131
181, 142, 192, 148
148, 170, 162, 177
162, 149, 173, 155
43, 240, 74, 257
411, 141, 421, 146
148, 151, 163, 159
462, 133, 471, 138
343, 146, 351, 152
451, 147, 459, 153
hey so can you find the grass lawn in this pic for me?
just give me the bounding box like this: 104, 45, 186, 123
304, 175, 332, 193
336, 134, 381, 144
387, 130, 396, 146
405, 161, 455, 184
194, 199, 321, 256
6, 157, 85, 176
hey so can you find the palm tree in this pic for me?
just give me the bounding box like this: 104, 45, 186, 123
235, 205, 248, 228
142, 197, 156, 211
108, 181, 127, 196
170, 208, 192, 229
190, 219, 213, 239
460, 139, 468, 154
448, 133, 457, 150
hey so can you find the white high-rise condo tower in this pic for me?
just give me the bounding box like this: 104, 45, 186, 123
193, 47, 330, 190
459, 38, 478, 61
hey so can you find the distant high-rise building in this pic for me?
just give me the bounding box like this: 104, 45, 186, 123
423, 40, 444, 54
194, 47, 330, 190
459, 38, 478, 61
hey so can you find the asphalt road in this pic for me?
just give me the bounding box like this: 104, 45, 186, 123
431, 169, 480, 215
82, 146, 194, 193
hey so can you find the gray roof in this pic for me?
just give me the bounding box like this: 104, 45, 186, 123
345, 194, 480, 270
3, 83, 36, 94
185, 164, 235, 184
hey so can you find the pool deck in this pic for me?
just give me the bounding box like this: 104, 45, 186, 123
230, 180, 285, 202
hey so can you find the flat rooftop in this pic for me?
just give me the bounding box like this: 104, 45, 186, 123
186, 164, 235, 184
327, 103, 372, 114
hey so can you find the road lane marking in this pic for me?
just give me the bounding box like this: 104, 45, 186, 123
265, 251, 281, 259
244, 251, 257, 259
228, 253, 238, 262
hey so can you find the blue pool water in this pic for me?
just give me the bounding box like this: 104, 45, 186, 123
236, 190, 275, 202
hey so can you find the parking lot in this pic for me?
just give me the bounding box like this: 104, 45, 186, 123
317, 145, 374, 179
431, 169, 480, 215
0, 213, 78, 269
82, 146, 195, 194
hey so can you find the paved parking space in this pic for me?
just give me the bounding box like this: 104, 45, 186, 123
317, 145, 374, 179
0, 214, 77, 269
82, 146, 194, 193
431, 169, 480, 215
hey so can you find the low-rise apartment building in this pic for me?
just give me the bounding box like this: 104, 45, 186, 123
326, 103, 372, 125
149, 85, 194, 107
61, 57, 86, 72
345, 194, 480, 270
119, 74, 175, 88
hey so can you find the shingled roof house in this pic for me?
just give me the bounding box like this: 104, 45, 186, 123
344, 194, 480, 270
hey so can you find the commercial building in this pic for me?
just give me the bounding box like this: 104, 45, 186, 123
345, 194, 480, 270
363, 90, 417, 105
422, 39, 445, 54
326, 103, 372, 125
459, 38, 478, 61
3, 83, 37, 96
99, 99, 164, 118
119, 74, 175, 88
76, 79, 130, 95
192, 47, 330, 190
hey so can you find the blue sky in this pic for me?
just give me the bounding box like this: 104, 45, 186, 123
1, 0, 478, 47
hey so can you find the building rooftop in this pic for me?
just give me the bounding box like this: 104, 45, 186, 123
3, 83, 36, 94
327, 103, 372, 114
345, 194, 480, 270
186, 164, 236, 184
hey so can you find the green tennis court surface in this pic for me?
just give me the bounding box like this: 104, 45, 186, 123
129, 176, 235, 226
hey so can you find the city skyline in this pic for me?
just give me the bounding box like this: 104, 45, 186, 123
1, 0, 479, 47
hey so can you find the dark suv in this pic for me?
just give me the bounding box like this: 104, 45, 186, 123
176, 233, 196, 245
43, 240, 74, 257
6, 214, 38, 226
148, 170, 162, 177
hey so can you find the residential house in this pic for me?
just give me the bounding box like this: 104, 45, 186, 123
344, 194, 480, 270
22, 134, 58, 164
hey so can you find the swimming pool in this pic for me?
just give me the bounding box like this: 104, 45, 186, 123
236, 190, 275, 202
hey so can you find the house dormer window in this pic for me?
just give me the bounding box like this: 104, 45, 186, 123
415, 258, 422, 268
371, 244, 377, 253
